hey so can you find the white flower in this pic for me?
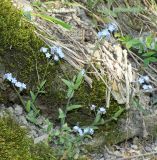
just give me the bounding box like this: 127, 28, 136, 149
73, 126, 84, 136
40, 47, 48, 53
84, 127, 94, 135
23, 6, 33, 12
11, 78, 17, 84
142, 84, 152, 90
21, 83, 26, 89
138, 75, 150, 84
50, 46, 56, 55
45, 52, 51, 58
81, 69, 85, 76
56, 47, 64, 58
138, 77, 145, 84
51, 46, 64, 58
148, 85, 153, 89
15, 82, 22, 88
54, 55, 59, 61
98, 107, 106, 114
3, 73, 13, 81
143, 75, 149, 83
107, 23, 118, 32
98, 29, 110, 39
78, 128, 83, 136
73, 126, 80, 132
90, 104, 96, 110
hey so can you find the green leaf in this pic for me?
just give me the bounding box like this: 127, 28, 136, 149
144, 57, 157, 66
126, 39, 141, 49
62, 79, 74, 88
58, 108, 66, 119
145, 35, 153, 48
66, 105, 82, 111
142, 51, 156, 57
67, 88, 74, 99
54, 130, 60, 136
30, 91, 36, 102
25, 100, 31, 113
39, 80, 46, 89
112, 107, 124, 120
34, 14, 72, 30
74, 70, 84, 89
93, 113, 101, 125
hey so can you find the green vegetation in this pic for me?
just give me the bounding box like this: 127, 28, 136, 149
117, 34, 157, 66
0, 116, 56, 160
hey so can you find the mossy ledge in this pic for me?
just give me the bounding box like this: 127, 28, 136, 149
0, 115, 56, 160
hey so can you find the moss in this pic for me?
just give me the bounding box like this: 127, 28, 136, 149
0, 116, 56, 160
0, 0, 46, 88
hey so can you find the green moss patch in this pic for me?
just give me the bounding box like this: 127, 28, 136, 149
0, 116, 56, 160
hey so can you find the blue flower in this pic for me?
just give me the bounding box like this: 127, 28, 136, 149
83, 127, 94, 135
90, 104, 96, 110
3, 73, 13, 81
98, 29, 110, 39
50, 46, 64, 59
45, 52, 51, 59
4, 73, 26, 91
40, 47, 48, 53
107, 23, 118, 32
98, 107, 106, 114
54, 55, 59, 61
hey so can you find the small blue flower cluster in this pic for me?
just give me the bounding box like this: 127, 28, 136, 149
98, 22, 118, 39
73, 126, 94, 136
3, 73, 26, 91
90, 105, 106, 115
138, 75, 153, 91
40, 46, 64, 61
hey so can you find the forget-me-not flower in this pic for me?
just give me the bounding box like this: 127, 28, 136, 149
83, 127, 94, 135
4, 73, 26, 91
138, 75, 150, 84
11, 78, 17, 84
51, 46, 65, 59
54, 55, 59, 61
142, 84, 152, 90
40, 47, 48, 53
107, 23, 118, 32
98, 22, 118, 39
98, 107, 106, 114
45, 52, 51, 59
98, 29, 110, 39
90, 104, 96, 110
3, 73, 13, 81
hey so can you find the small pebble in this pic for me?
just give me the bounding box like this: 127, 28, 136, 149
131, 145, 138, 150
14, 105, 23, 115
145, 146, 152, 152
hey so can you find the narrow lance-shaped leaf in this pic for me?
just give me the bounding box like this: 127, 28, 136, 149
39, 80, 46, 90
30, 91, 36, 103
58, 108, 66, 119
112, 107, 124, 120
25, 100, 31, 112
74, 70, 84, 89
66, 105, 82, 111
62, 79, 74, 88
34, 14, 72, 30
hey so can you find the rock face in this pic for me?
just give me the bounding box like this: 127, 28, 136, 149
86, 107, 157, 151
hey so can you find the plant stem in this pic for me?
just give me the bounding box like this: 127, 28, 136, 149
13, 85, 25, 108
